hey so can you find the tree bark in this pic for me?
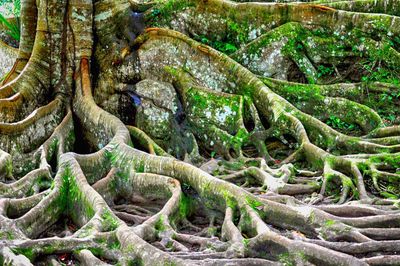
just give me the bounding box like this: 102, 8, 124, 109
1, 0, 400, 265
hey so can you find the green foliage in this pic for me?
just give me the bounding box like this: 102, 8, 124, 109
227, 20, 247, 44
136, 160, 145, 173
0, 231, 14, 240
278, 252, 295, 266
193, 18, 250, 54
245, 196, 262, 211
150, 0, 194, 26
317, 65, 334, 78
155, 216, 167, 232
11, 247, 34, 261
0, 13, 20, 41
101, 210, 119, 231
0, 0, 20, 41
325, 219, 336, 227
380, 191, 398, 200
280, 84, 324, 102
326, 115, 358, 131
179, 193, 192, 218
364, 90, 400, 126
361, 65, 399, 84
370, 154, 400, 169
108, 239, 121, 250
210, 151, 216, 158
196, 35, 238, 54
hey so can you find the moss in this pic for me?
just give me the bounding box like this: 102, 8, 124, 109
116, 169, 130, 183
87, 247, 104, 257
278, 252, 295, 266
5, 159, 12, 177
178, 193, 192, 218
380, 191, 398, 200
0, 231, 14, 240
207, 227, 218, 237
105, 149, 119, 165
76, 224, 96, 238
223, 190, 237, 209
108, 239, 121, 250
370, 154, 400, 168
149, 0, 195, 27
127, 258, 144, 266
274, 83, 324, 103
168, 66, 253, 156
41, 244, 57, 254
10, 247, 34, 261
155, 216, 167, 232
136, 160, 145, 173
67, 130, 75, 144
325, 219, 336, 227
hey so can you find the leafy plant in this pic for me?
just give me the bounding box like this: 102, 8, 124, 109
0, 13, 20, 41
0, 0, 21, 41
326, 115, 358, 131
196, 35, 238, 54
317, 65, 334, 78
227, 20, 247, 44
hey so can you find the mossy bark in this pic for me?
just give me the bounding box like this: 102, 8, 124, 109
1, 0, 400, 265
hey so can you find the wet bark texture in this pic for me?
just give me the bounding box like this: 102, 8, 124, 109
1, 0, 400, 265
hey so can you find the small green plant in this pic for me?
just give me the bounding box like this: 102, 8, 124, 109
0, 0, 21, 41
0, 13, 20, 41
108, 240, 121, 250
101, 210, 119, 231
210, 150, 216, 158
317, 65, 334, 78
326, 115, 357, 131
227, 20, 247, 44
196, 35, 238, 54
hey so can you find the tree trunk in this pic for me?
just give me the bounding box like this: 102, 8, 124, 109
1, 0, 400, 265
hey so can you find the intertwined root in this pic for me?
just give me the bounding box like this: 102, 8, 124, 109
1, 0, 400, 265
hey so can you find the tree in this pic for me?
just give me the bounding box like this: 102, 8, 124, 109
1, 0, 400, 265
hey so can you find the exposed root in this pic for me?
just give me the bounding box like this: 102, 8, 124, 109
2, 0, 400, 265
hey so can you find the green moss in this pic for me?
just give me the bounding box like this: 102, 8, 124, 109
5, 159, 12, 177
105, 149, 119, 165
10, 247, 34, 261
87, 247, 104, 257
223, 190, 237, 209
108, 239, 121, 250
370, 154, 400, 168
380, 191, 398, 199
276, 83, 324, 103
136, 160, 145, 173
149, 0, 195, 27
127, 259, 144, 266
325, 219, 336, 227
0, 231, 14, 240
194, 35, 238, 54
278, 252, 295, 266
155, 216, 167, 232
178, 193, 192, 218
